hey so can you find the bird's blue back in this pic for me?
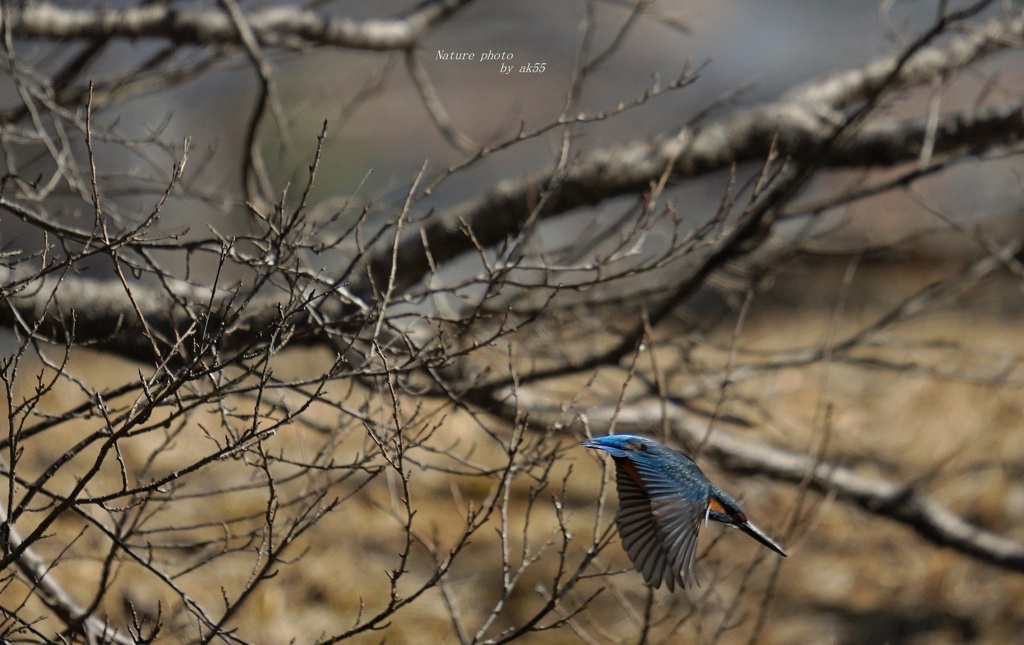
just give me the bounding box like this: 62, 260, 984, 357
583, 434, 711, 500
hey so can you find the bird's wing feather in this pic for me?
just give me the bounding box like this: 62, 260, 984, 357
614, 458, 709, 589
615, 466, 676, 590
649, 491, 704, 588
629, 456, 709, 588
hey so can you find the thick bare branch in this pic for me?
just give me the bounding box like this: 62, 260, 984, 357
0, 268, 352, 365
3, 1, 476, 51
516, 392, 1024, 572
360, 13, 1024, 295
0, 500, 137, 645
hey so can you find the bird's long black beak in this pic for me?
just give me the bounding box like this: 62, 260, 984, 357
737, 520, 788, 557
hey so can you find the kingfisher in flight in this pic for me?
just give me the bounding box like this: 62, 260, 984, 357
583, 434, 787, 590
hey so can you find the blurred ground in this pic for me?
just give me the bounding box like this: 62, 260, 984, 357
3, 254, 1023, 644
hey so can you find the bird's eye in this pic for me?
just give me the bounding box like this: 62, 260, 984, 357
629, 441, 646, 451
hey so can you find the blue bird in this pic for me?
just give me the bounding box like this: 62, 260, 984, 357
583, 434, 787, 590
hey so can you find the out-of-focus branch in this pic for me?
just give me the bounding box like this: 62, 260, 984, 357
2, 1, 476, 51
0, 268, 354, 365
6, 95, 1022, 362
219, 0, 289, 205
672, 402, 1024, 572
3, 11, 1023, 367
362, 100, 1024, 297
0, 500, 137, 645
359, 12, 1024, 296
507, 392, 1024, 572
783, 9, 1024, 108
2, 0, 473, 51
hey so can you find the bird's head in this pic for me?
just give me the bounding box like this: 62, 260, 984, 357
582, 434, 663, 459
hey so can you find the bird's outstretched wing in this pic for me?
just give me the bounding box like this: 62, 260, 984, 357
614, 459, 709, 590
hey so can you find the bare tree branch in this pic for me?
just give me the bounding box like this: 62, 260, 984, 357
5, 13, 1022, 363
0, 499, 137, 645
360, 11, 1024, 296
2, 3, 1023, 642
516, 393, 1024, 572
3, 0, 477, 51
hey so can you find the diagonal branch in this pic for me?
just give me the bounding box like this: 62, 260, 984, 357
3, 12, 1023, 366
514, 392, 1024, 572
357, 12, 1024, 297
0, 500, 137, 645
